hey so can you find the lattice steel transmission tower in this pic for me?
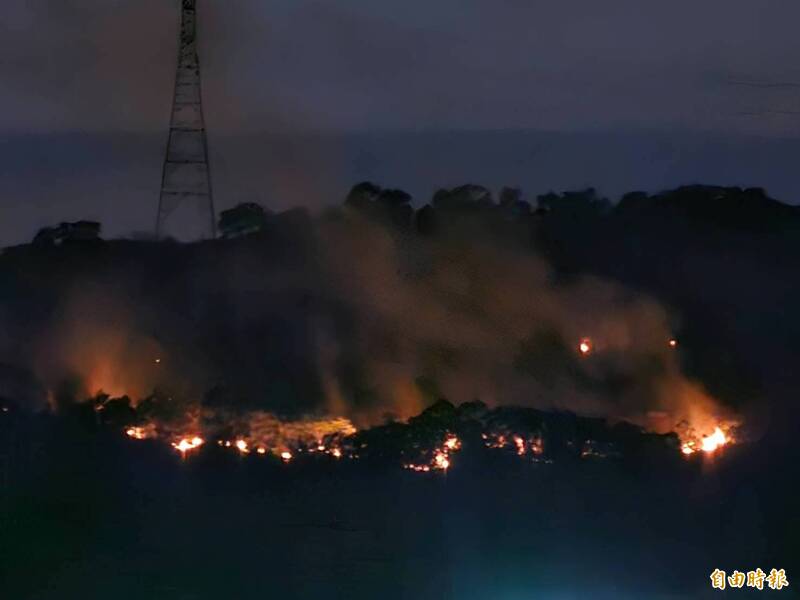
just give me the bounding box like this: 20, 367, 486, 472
156, 0, 216, 240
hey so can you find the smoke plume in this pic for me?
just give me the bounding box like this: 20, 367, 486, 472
0, 196, 734, 440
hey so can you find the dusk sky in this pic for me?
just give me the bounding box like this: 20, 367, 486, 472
3, 0, 800, 244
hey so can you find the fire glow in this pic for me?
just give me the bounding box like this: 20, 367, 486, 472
404, 434, 461, 473
681, 427, 731, 456
124, 415, 738, 469
125, 426, 147, 440
113, 377, 738, 469
483, 432, 544, 457
121, 412, 355, 463
124, 423, 157, 440
171, 436, 204, 455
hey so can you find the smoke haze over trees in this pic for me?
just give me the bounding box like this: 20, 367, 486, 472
3, 183, 798, 445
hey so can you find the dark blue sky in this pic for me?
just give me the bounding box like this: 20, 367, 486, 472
2, 0, 800, 244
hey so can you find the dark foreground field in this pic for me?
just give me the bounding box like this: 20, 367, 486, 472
1, 412, 795, 600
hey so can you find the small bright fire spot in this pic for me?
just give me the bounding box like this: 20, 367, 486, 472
256, 447, 267, 455
235, 439, 249, 454
668, 338, 678, 348
433, 452, 450, 470
125, 427, 147, 440
578, 337, 593, 356
125, 424, 157, 440
171, 436, 204, 455
444, 435, 460, 451
155, 358, 161, 364
280, 451, 293, 462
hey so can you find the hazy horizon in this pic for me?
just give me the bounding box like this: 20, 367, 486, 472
4, 0, 800, 243
3, 127, 800, 246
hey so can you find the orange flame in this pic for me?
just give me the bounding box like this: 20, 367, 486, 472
681, 426, 731, 456
125, 426, 148, 440
171, 436, 204, 455
404, 433, 460, 473
433, 451, 450, 470
700, 427, 728, 452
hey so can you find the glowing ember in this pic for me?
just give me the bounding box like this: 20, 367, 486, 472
235, 439, 249, 454
668, 338, 678, 348
125, 424, 156, 440
404, 464, 431, 472
154, 358, 161, 364
280, 451, 293, 462
404, 433, 461, 473
444, 435, 461, 451
171, 436, 204, 455
256, 447, 267, 455
483, 433, 510, 449
433, 452, 450, 470
483, 431, 546, 459
331, 448, 342, 458
578, 337, 593, 356
125, 426, 147, 440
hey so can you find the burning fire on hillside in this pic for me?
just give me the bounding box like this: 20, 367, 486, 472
679, 426, 733, 456
171, 436, 204, 455
125, 411, 357, 461
63, 320, 743, 474
403, 434, 461, 472
110, 395, 739, 473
